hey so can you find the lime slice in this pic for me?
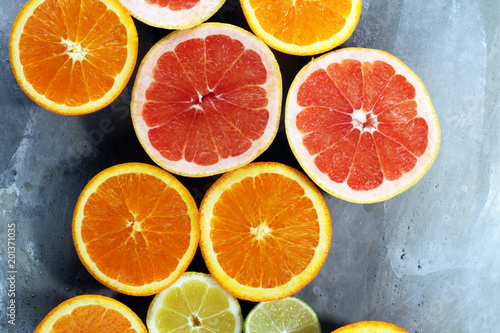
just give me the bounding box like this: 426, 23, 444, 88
244, 297, 321, 333
147, 272, 243, 333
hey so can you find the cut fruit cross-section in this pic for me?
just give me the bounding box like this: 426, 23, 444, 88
72, 162, 199, 296
131, 23, 282, 177
10, 0, 138, 115
240, 0, 362, 56
117, 0, 226, 30
146, 272, 243, 333
286, 48, 440, 203
331, 320, 409, 333
199, 162, 332, 302
34, 294, 147, 333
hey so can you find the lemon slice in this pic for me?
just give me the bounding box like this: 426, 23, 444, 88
147, 272, 243, 333
244, 297, 321, 333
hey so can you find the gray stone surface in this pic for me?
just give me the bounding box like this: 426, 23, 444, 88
1, 0, 499, 332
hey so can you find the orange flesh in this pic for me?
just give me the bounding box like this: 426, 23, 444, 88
145, 0, 199, 10
51, 305, 137, 333
19, 0, 128, 106
296, 60, 429, 191
210, 173, 320, 288
144, 34, 270, 166
248, 0, 352, 46
81, 173, 192, 286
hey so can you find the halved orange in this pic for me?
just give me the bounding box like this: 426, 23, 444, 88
331, 321, 409, 333
9, 0, 138, 115
286, 48, 440, 203
199, 162, 332, 302
34, 294, 147, 333
118, 0, 226, 30
240, 0, 362, 56
131, 23, 282, 177
72, 162, 199, 296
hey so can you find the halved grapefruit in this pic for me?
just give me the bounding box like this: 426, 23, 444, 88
117, 0, 225, 30
285, 48, 440, 203
131, 23, 282, 177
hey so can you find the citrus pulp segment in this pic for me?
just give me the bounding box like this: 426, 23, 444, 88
331, 320, 409, 332
34, 294, 147, 333
199, 162, 332, 302
72, 162, 199, 296
285, 48, 440, 203
146, 272, 243, 333
117, 0, 226, 30
131, 23, 282, 177
9, 0, 138, 115
240, 0, 362, 56
243, 297, 321, 333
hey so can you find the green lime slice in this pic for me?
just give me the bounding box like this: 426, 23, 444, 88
244, 297, 321, 333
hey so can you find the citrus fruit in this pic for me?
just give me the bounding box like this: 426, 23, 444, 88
72, 162, 199, 296
9, 0, 138, 115
117, 0, 226, 30
244, 297, 321, 333
285, 48, 440, 203
34, 294, 147, 333
131, 23, 282, 177
240, 0, 362, 56
331, 321, 409, 333
199, 162, 332, 302
147, 272, 243, 333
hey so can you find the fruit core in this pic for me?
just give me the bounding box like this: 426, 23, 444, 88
352, 109, 377, 132
251, 224, 271, 241
62, 40, 88, 61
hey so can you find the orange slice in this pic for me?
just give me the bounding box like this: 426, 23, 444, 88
72, 162, 199, 296
9, 0, 138, 115
34, 294, 147, 333
286, 48, 440, 203
118, 0, 226, 30
331, 321, 409, 333
131, 23, 282, 177
240, 0, 362, 56
199, 162, 332, 302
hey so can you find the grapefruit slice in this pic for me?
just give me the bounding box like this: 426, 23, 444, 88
286, 48, 440, 203
34, 295, 147, 333
117, 0, 225, 30
199, 162, 332, 302
10, 0, 138, 115
131, 23, 282, 177
72, 162, 199, 296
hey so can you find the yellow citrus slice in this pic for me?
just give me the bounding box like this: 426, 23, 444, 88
286, 48, 440, 203
34, 294, 147, 333
244, 297, 321, 333
331, 321, 409, 333
199, 162, 332, 302
72, 162, 199, 296
117, 0, 226, 30
146, 272, 243, 333
131, 23, 282, 177
9, 0, 138, 115
240, 0, 362, 56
